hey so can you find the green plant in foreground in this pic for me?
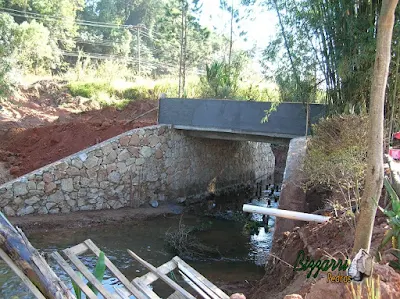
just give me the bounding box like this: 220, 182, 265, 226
348, 274, 381, 299
71, 251, 106, 298
376, 178, 400, 270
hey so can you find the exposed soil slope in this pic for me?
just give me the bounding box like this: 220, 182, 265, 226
0, 80, 158, 183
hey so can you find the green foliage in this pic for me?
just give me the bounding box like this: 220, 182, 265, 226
71, 251, 106, 298
14, 21, 57, 73
303, 115, 369, 217
376, 178, 400, 270
68, 82, 113, 98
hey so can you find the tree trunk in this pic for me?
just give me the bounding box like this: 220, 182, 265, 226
228, 0, 234, 67
0, 213, 75, 298
352, 0, 398, 254
178, 0, 185, 98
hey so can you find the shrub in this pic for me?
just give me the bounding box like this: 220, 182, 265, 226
303, 115, 369, 221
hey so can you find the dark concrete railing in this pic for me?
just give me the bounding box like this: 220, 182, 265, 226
158, 98, 326, 139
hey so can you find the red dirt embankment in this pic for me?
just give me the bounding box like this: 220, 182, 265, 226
0, 80, 158, 182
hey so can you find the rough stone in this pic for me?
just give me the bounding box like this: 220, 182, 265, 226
129, 134, 140, 145
117, 162, 128, 174
108, 171, 121, 183
67, 166, 80, 176
45, 182, 57, 193
3, 189, 13, 199
104, 150, 117, 164
87, 168, 98, 179
61, 178, 74, 192
84, 156, 99, 169
118, 149, 130, 162
43, 172, 54, 183
14, 182, 28, 196
25, 196, 40, 205
127, 146, 140, 157
37, 207, 48, 214
126, 158, 136, 166
149, 199, 159, 208
149, 136, 159, 147
106, 163, 117, 174
71, 159, 83, 169
79, 153, 88, 161
135, 158, 145, 166
119, 135, 130, 146
140, 137, 150, 146
155, 149, 163, 159
56, 161, 69, 171
27, 181, 37, 190
49, 208, 60, 214
48, 190, 65, 203
3, 206, 15, 216
17, 206, 35, 216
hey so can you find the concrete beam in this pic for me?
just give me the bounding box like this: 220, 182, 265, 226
175, 126, 291, 144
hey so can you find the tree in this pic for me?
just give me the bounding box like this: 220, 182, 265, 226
352, 0, 398, 254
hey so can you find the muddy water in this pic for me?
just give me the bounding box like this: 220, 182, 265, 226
0, 200, 276, 299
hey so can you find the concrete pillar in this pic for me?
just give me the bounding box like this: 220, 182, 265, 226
273, 137, 308, 238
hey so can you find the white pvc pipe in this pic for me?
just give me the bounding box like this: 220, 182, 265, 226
243, 204, 330, 223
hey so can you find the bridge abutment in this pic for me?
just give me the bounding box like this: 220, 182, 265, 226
0, 125, 275, 216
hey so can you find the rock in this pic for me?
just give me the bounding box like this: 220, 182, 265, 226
46, 202, 56, 210
104, 150, 117, 164
3, 189, 13, 199
67, 166, 80, 176
176, 197, 186, 204
119, 135, 130, 146
106, 163, 117, 174
48, 190, 65, 203
87, 168, 98, 179
136, 158, 145, 166
230, 294, 246, 299
108, 171, 121, 183
27, 181, 37, 190
3, 206, 15, 216
155, 149, 163, 159
56, 162, 69, 171
43, 172, 54, 183
149, 136, 159, 147
25, 196, 40, 205
45, 182, 57, 193
38, 207, 48, 214
49, 208, 60, 214
140, 146, 152, 158
117, 162, 128, 174
84, 156, 99, 169
81, 177, 91, 187
14, 182, 28, 196
149, 199, 159, 208
17, 206, 35, 216
127, 147, 140, 157
61, 178, 74, 192
129, 134, 140, 146
118, 149, 131, 162
37, 182, 45, 190
71, 158, 83, 169
102, 143, 113, 155
79, 153, 88, 162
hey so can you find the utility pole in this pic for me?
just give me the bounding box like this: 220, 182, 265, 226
137, 26, 141, 77
127, 24, 146, 77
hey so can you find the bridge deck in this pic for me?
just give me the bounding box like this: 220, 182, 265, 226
158, 98, 326, 142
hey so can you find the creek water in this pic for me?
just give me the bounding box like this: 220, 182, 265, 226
0, 199, 277, 299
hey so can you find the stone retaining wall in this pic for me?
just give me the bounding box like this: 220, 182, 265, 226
0, 125, 275, 216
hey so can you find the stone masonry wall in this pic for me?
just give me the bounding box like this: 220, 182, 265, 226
0, 125, 275, 216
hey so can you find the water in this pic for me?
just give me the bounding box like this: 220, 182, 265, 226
0, 200, 277, 299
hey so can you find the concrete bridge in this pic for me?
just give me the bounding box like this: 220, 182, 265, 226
158, 98, 326, 144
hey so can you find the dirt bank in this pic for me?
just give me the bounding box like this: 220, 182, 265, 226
8, 203, 183, 233
0, 80, 158, 183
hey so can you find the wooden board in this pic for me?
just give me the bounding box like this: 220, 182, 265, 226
137, 260, 177, 286
173, 257, 229, 299
83, 240, 149, 299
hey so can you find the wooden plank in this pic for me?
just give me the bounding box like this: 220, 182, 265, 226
0, 248, 47, 299
67, 243, 89, 256
114, 286, 131, 299
179, 270, 211, 299
137, 260, 177, 286
168, 291, 187, 299
51, 252, 97, 299
83, 239, 150, 299
128, 249, 196, 299
0, 214, 75, 299
132, 278, 160, 299
63, 248, 115, 299
173, 257, 229, 299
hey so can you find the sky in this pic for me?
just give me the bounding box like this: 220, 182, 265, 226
197, 0, 278, 74
198, 1, 277, 50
